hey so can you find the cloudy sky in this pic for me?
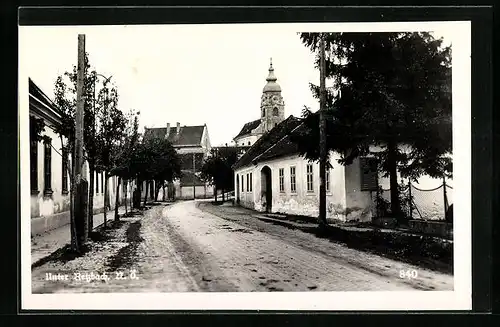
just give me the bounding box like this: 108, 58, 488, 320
20, 23, 454, 146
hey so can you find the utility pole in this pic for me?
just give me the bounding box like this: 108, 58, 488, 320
318, 33, 328, 228
73, 34, 89, 251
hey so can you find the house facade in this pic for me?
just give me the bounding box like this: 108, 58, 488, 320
143, 122, 214, 200
29, 78, 129, 236
233, 116, 379, 222
232, 61, 451, 222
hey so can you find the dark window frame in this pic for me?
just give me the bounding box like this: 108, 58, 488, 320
43, 137, 53, 197
30, 137, 39, 195
62, 145, 69, 194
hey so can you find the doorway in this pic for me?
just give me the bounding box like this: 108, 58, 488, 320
261, 166, 272, 212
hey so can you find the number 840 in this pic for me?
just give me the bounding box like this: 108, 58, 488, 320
399, 269, 418, 279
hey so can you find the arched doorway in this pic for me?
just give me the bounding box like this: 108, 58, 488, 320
261, 166, 272, 212
236, 174, 240, 204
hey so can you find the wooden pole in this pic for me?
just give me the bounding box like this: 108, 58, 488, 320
318, 33, 327, 227
73, 34, 88, 251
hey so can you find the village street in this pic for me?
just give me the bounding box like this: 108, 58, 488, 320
31, 200, 453, 293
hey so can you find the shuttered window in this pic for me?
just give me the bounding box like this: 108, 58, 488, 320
62, 146, 68, 194
30, 137, 38, 194
43, 137, 53, 195
360, 157, 378, 191
249, 173, 253, 192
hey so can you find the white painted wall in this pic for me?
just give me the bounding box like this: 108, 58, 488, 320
234, 133, 261, 147
31, 125, 130, 220
235, 152, 366, 222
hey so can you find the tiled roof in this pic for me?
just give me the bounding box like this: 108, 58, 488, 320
256, 123, 307, 162
144, 125, 205, 147
234, 119, 261, 139
232, 115, 303, 170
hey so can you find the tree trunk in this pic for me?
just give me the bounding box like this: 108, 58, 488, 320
103, 171, 109, 228
124, 179, 128, 214
143, 180, 149, 207
222, 187, 225, 202
114, 176, 121, 221
214, 186, 217, 203
162, 184, 166, 202
88, 163, 95, 236
387, 141, 402, 221
154, 180, 160, 201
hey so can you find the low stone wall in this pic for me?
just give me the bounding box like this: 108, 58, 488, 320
409, 219, 453, 239
372, 217, 398, 229
31, 211, 70, 237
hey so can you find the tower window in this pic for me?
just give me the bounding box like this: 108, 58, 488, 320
273, 107, 279, 116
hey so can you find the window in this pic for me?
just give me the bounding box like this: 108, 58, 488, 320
326, 167, 330, 192
101, 173, 104, 193
248, 141, 250, 145
246, 173, 249, 192
360, 157, 378, 191
279, 168, 285, 192
273, 107, 279, 116
30, 134, 38, 194
306, 164, 314, 192
249, 173, 252, 192
241, 175, 244, 192
62, 146, 68, 194
290, 166, 296, 193
43, 137, 53, 196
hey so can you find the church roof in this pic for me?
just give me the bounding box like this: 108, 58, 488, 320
234, 119, 261, 139
263, 59, 281, 93
144, 125, 205, 147
232, 115, 304, 170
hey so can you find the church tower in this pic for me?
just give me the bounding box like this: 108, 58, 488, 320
260, 58, 285, 132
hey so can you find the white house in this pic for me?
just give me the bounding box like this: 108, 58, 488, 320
143, 122, 214, 200
231, 61, 452, 222
29, 78, 130, 236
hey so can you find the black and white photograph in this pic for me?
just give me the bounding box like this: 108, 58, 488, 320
20, 20, 471, 310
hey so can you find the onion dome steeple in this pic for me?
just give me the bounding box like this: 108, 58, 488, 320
263, 57, 281, 92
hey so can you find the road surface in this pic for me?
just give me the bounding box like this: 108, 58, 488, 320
31, 200, 453, 293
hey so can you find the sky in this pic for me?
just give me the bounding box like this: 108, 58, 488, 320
20, 23, 453, 146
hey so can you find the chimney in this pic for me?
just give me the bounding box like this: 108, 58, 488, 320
176, 122, 181, 134
166, 123, 170, 138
